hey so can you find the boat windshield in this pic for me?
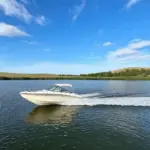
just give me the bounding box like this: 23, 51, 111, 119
49, 85, 71, 93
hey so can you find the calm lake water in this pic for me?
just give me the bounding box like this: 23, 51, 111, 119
1, 80, 150, 150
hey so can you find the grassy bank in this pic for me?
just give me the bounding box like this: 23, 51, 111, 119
0, 73, 150, 80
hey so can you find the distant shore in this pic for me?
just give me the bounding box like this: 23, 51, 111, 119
1, 75, 150, 80
1, 68, 150, 80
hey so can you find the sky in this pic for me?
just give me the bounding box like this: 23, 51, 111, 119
0, 0, 150, 74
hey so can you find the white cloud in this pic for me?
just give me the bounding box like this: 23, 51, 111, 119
117, 53, 150, 61
0, 0, 47, 25
129, 40, 150, 49
21, 40, 38, 45
0, 22, 29, 37
130, 38, 141, 43
126, 0, 141, 9
103, 41, 114, 47
36, 15, 47, 25
0, 0, 32, 23
109, 48, 137, 57
108, 39, 150, 62
70, 0, 86, 21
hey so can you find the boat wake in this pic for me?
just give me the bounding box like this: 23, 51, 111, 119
80, 92, 102, 98
61, 93, 150, 106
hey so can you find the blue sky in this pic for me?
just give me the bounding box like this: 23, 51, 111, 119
0, 0, 150, 74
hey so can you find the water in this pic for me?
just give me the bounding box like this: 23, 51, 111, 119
1, 80, 150, 150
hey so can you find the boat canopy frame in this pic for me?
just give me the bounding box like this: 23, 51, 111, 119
49, 84, 72, 93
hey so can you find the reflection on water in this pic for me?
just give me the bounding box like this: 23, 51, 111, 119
26, 105, 81, 125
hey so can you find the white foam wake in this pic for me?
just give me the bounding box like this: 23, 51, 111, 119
80, 92, 101, 98
61, 97, 150, 107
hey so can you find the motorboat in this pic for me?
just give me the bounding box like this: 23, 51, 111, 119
20, 84, 82, 106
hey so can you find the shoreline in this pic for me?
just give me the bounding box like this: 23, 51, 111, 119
1, 76, 150, 80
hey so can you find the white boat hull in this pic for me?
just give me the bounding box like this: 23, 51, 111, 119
20, 93, 81, 106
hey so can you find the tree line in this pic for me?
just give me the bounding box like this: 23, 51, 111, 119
80, 68, 150, 77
